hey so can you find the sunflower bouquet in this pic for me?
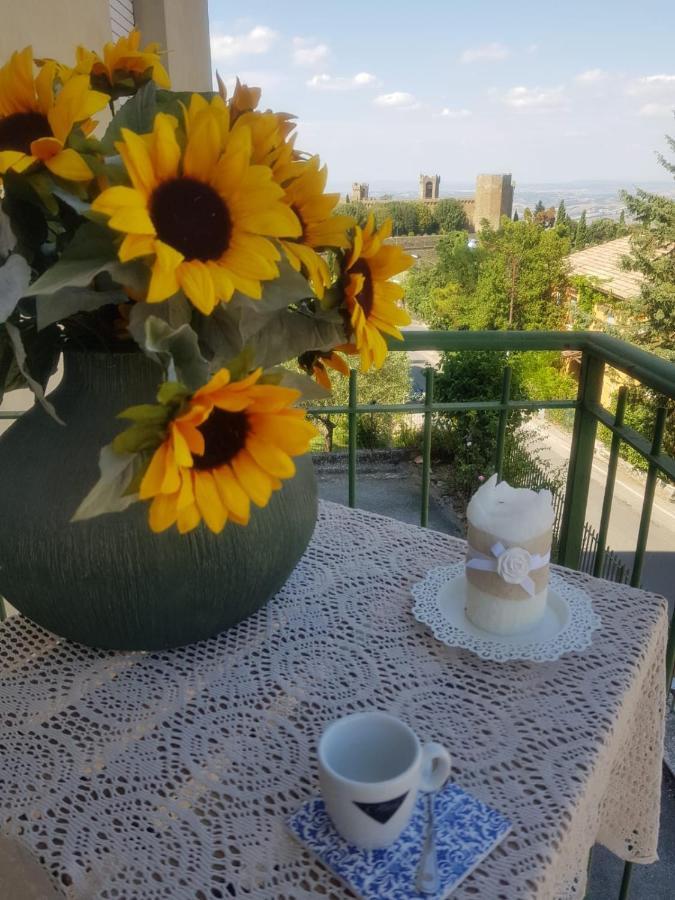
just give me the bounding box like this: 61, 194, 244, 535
0, 31, 412, 536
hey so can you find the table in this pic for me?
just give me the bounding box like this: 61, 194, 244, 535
0, 501, 668, 899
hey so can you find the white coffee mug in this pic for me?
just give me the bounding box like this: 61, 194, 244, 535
318, 711, 452, 849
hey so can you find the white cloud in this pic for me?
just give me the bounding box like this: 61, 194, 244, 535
638, 102, 674, 117
437, 107, 472, 119
576, 68, 608, 83
460, 42, 509, 64
627, 73, 675, 96
307, 72, 376, 90
292, 37, 329, 67
501, 85, 566, 110
211, 25, 278, 62
374, 91, 418, 109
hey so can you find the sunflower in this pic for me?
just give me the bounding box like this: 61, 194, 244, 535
299, 349, 350, 390
215, 77, 299, 183
279, 156, 355, 297
137, 368, 318, 534
0, 47, 107, 181
339, 215, 413, 372
91, 100, 301, 313
74, 29, 170, 95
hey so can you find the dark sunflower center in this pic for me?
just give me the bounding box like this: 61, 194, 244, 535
150, 177, 231, 261
193, 408, 249, 471
0, 112, 52, 154
350, 258, 374, 318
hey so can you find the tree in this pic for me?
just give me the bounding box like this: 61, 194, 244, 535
473, 219, 570, 330
621, 130, 675, 357
574, 209, 588, 248
619, 209, 626, 227
416, 202, 437, 235
556, 200, 567, 225
432, 199, 469, 233
334, 201, 369, 227
534, 200, 545, 215
534, 206, 556, 229
310, 351, 411, 450
513, 210, 519, 222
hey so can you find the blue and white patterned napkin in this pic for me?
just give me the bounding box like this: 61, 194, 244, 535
287, 782, 511, 900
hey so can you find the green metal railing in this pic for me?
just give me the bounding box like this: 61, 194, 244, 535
1, 329, 674, 897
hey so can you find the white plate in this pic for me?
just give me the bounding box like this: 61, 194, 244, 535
412, 563, 601, 663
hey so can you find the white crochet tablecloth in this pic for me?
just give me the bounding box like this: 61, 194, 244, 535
0, 501, 668, 900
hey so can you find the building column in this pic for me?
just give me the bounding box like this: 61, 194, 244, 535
133, 0, 212, 91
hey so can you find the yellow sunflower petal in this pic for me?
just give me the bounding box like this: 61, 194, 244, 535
118, 127, 157, 196
193, 470, 228, 533
139, 442, 169, 499
183, 107, 221, 180
150, 112, 181, 181
231, 449, 273, 508
119, 233, 156, 262
149, 492, 178, 532
92, 184, 147, 216
177, 260, 217, 315
147, 241, 183, 302
246, 435, 296, 479
213, 465, 251, 524
43, 148, 93, 181
176, 502, 201, 534
0, 150, 29, 174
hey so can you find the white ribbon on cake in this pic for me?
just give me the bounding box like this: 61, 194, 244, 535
466, 542, 551, 597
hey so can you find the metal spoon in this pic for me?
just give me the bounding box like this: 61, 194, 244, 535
415, 790, 440, 895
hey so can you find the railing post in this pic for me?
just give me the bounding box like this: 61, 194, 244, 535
348, 369, 357, 508
630, 406, 667, 588
420, 367, 434, 527
495, 366, 512, 481
558, 353, 605, 570
593, 387, 627, 578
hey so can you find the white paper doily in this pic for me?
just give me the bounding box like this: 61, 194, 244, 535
412, 563, 602, 662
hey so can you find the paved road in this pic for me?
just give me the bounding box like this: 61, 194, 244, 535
524, 416, 675, 606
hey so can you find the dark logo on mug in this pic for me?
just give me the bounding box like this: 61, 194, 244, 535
353, 792, 409, 824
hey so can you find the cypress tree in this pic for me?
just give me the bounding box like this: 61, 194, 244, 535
556, 199, 567, 224
534, 200, 545, 215
619, 209, 626, 227
513, 210, 519, 222
574, 210, 588, 248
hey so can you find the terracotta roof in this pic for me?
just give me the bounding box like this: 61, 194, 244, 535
567, 236, 643, 301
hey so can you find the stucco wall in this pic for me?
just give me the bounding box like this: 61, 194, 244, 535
0, 0, 112, 64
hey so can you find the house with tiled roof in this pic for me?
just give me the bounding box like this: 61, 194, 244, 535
567, 236, 643, 305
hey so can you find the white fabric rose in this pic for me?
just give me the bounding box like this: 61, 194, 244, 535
496, 547, 533, 585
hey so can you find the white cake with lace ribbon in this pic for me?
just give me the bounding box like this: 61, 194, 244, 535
465, 474, 555, 635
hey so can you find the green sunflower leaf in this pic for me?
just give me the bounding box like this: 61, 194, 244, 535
71, 444, 144, 522
35, 285, 127, 331
156, 381, 191, 406
117, 403, 171, 424
112, 422, 166, 454
100, 82, 158, 154
142, 315, 210, 391
0, 254, 31, 324
29, 222, 146, 297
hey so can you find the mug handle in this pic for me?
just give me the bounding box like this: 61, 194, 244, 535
419, 742, 452, 792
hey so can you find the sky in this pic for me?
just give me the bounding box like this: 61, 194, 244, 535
207, 0, 675, 192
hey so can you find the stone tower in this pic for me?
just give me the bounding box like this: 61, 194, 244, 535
473, 174, 514, 230
419, 174, 440, 201
349, 182, 369, 203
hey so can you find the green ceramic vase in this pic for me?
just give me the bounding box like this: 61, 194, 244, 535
0, 351, 318, 650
